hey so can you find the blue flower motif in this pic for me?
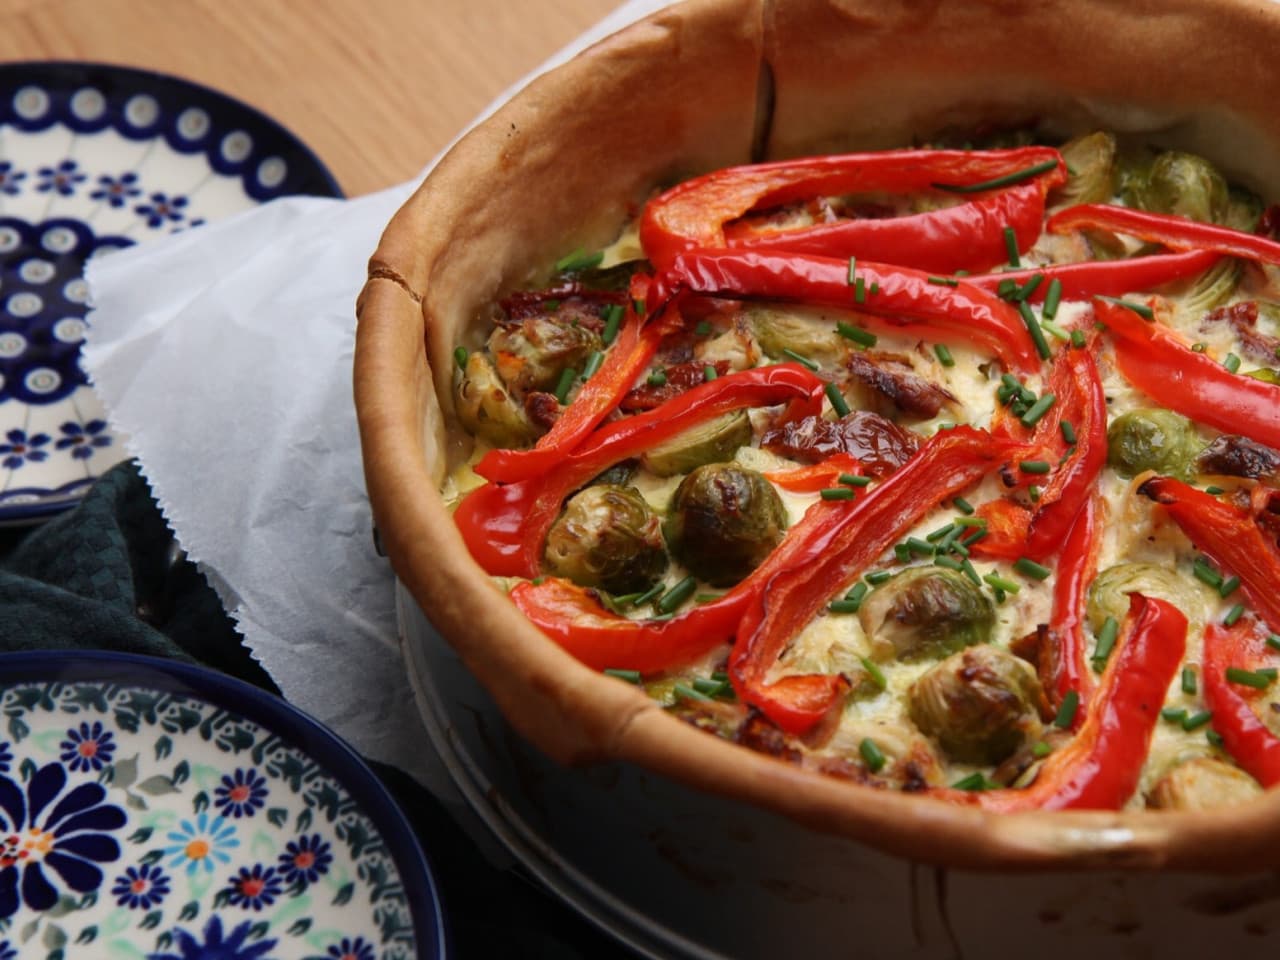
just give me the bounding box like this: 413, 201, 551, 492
89, 171, 142, 208
162, 813, 238, 876
112, 862, 170, 909
59, 720, 116, 772
0, 161, 25, 197
55, 420, 112, 460
0, 940, 14, 960
323, 938, 376, 960
149, 916, 277, 960
135, 192, 189, 229
35, 159, 86, 196
0, 763, 126, 919
0, 429, 51, 469
222, 863, 283, 912
0, 743, 10, 776
214, 768, 268, 819
276, 833, 332, 887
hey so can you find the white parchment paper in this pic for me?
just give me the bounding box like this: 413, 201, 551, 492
82, 0, 668, 789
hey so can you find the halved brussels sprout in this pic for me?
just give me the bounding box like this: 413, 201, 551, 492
908, 645, 1045, 765
489, 315, 601, 395
859, 567, 995, 662
1085, 563, 1216, 637
641, 410, 753, 478
454, 351, 540, 448
1173, 258, 1242, 318
664, 464, 787, 586
1147, 757, 1262, 811
544, 484, 667, 594
747, 307, 848, 368
1106, 408, 1201, 479
1052, 131, 1118, 207
1130, 150, 1229, 225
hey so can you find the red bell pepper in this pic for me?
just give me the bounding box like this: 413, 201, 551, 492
1202, 620, 1280, 788
1042, 495, 1101, 718
1098, 298, 1280, 452
763, 453, 863, 492
640, 147, 1065, 272
730, 426, 1014, 734
1048, 203, 1280, 267
965, 248, 1222, 303
934, 593, 1186, 810
648, 249, 1041, 373
455, 363, 826, 578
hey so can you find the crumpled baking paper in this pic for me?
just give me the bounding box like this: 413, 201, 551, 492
82, 0, 668, 790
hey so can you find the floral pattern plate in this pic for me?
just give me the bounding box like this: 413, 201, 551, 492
0, 62, 342, 525
0, 652, 445, 960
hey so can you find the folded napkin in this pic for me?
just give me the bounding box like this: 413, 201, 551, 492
81, 0, 670, 790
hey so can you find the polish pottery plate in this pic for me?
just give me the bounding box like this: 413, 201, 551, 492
0, 652, 445, 960
0, 62, 341, 524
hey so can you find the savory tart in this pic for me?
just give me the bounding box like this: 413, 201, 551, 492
355, 0, 1280, 866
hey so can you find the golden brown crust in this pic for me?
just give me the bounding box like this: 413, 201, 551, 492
355, 0, 1280, 869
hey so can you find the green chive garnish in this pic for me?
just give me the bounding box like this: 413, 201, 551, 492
1182, 667, 1197, 695
582, 350, 604, 379
860, 656, 887, 691
1206, 730, 1224, 748
836, 321, 877, 348
1268, 634, 1280, 652
935, 343, 955, 367
1020, 460, 1052, 474
1092, 616, 1119, 671
1182, 710, 1213, 731
825, 382, 851, 417
1027, 485, 1041, 502
604, 668, 642, 684
952, 772, 996, 791
1032, 741, 1052, 759
1053, 690, 1079, 728
1041, 320, 1071, 342
894, 543, 911, 563
845, 581, 870, 607
691, 677, 733, 698
553, 367, 578, 404
932, 158, 1061, 194
821, 487, 856, 501
1161, 707, 1188, 724
961, 528, 988, 548
928, 276, 959, 288
1070, 329, 1086, 349
869, 282, 880, 295
1224, 353, 1242, 374
1226, 667, 1275, 689
1014, 557, 1052, 580
997, 278, 1019, 300
1205, 485, 1225, 495
1043, 277, 1063, 320
1219, 575, 1241, 598
695, 320, 713, 337
860, 738, 887, 773
953, 497, 975, 515
673, 682, 711, 702
632, 297, 645, 316
847, 256, 857, 285
1059, 420, 1077, 445
866, 570, 893, 585
1224, 603, 1246, 627
601, 304, 623, 344
1020, 393, 1056, 428
656, 576, 697, 614
959, 558, 981, 586
906, 537, 935, 556
828, 599, 861, 613
927, 522, 958, 543
632, 583, 665, 607
1017, 301, 1051, 360
1191, 342, 1207, 353
1015, 273, 1045, 302
703, 365, 718, 381
954, 516, 986, 528
647, 369, 668, 387
555, 248, 603, 272
1096, 295, 1154, 321
840, 473, 871, 487
934, 555, 964, 572
1193, 558, 1223, 589
782, 348, 820, 371
983, 573, 1020, 594
453, 346, 469, 370
854, 276, 866, 304
1004, 226, 1021, 268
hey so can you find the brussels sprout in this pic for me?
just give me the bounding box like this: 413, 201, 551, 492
489, 315, 601, 395
1130, 150, 1229, 225
1225, 185, 1265, 233
859, 567, 995, 662
1106, 408, 1201, 479
1173, 258, 1242, 318
1052, 131, 1118, 207
544, 484, 667, 594
454, 351, 540, 448
641, 410, 753, 478
908, 645, 1046, 765
664, 464, 787, 586
747, 307, 848, 368
1147, 757, 1262, 811
1086, 563, 1216, 637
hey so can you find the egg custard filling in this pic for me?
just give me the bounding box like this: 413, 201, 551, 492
444, 131, 1280, 812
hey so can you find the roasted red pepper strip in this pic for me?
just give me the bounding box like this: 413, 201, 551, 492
1043, 495, 1101, 718
965, 248, 1222, 302
1048, 203, 1280, 267
648, 249, 1040, 373
763, 453, 863, 492
1099, 298, 1280, 451
640, 147, 1065, 271
1203, 620, 1280, 788
475, 276, 664, 484
455, 363, 826, 577
730, 427, 1014, 734
933, 594, 1185, 810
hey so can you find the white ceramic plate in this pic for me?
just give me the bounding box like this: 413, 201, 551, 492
0, 62, 341, 525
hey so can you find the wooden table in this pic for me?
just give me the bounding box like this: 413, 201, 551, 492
0, 0, 624, 197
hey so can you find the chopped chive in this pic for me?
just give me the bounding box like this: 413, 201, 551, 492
1019, 393, 1056, 428
845, 581, 870, 606
601, 304, 624, 344
1268, 634, 1280, 652
954, 515, 987, 528
694, 320, 713, 337
650, 613, 675, 622
997, 384, 1017, 404
828, 598, 861, 613
1092, 616, 1119, 670
632, 297, 645, 316
907, 537, 935, 557
604, 668, 643, 684
821, 487, 857, 501
894, 543, 911, 563
1070, 328, 1086, 349
1182, 710, 1213, 731
1227, 666, 1275, 689
935, 343, 956, 367
1053, 690, 1079, 728
961, 527, 988, 547
673, 682, 711, 702
840, 473, 871, 487
1041, 320, 1071, 341
555, 248, 603, 272
1205, 485, 1225, 495
1018, 301, 1052, 360
859, 738, 887, 773
836, 321, 878, 347
647, 368, 668, 387
997, 278, 1019, 300
1015, 273, 1045, 302
847, 256, 857, 285
453, 345, 469, 370
869, 282, 881, 295
691, 677, 732, 698
1182, 666, 1197, 695
1028, 485, 1042, 502
1206, 729, 1225, 748
959, 558, 982, 586
1161, 707, 1188, 724
1020, 459, 1052, 474
656, 576, 697, 614
929, 276, 960, 288
582, 350, 604, 379
953, 496, 975, 515
631, 583, 664, 608
1224, 352, 1242, 374
1032, 741, 1052, 758
860, 656, 887, 691
695, 593, 723, 603
553, 367, 578, 404
1192, 557, 1223, 589
1219, 575, 1241, 598
932, 158, 1061, 194
1096, 295, 1154, 321
1004, 226, 1021, 268
1191, 342, 1207, 353
1017, 385, 1037, 404
782, 348, 820, 371
703, 365, 718, 381
983, 573, 1020, 594
950, 539, 970, 557
952, 772, 996, 791
1224, 603, 1246, 626
825, 381, 851, 417
927, 522, 958, 543
854, 276, 866, 304
1014, 557, 1052, 580
934, 555, 964, 572
1043, 277, 1063, 320
867, 570, 894, 585
1058, 420, 1077, 445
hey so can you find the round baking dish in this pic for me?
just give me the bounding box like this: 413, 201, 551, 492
354, 0, 1280, 871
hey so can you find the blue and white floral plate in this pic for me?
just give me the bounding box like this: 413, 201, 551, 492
0, 652, 446, 960
0, 62, 342, 525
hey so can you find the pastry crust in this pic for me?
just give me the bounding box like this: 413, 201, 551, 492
355, 0, 1280, 868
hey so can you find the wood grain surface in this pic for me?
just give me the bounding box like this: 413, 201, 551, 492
0, 0, 623, 196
